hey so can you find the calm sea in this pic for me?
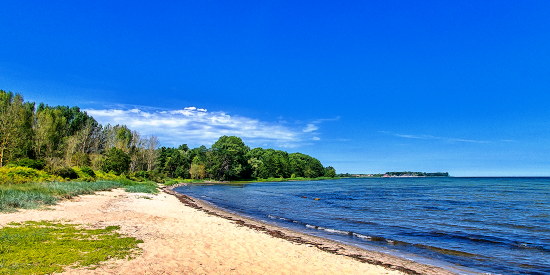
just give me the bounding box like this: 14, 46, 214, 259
174, 178, 550, 274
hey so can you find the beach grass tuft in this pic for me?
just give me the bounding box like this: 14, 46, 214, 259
0, 221, 142, 274
0, 180, 158, 212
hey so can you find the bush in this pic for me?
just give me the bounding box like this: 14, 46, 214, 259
94, 170, 120, 181
80, 166, 96, 178
70, 167, 95, 182
129, 171, 149, 182
0, 166, 62, 184
8, 158, 45, 170
54, 167, 78, 180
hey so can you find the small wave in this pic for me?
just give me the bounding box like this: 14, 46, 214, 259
352, 233, 372, 240
304, 224, 350, 236
323, 228, 350, 235
267, 214, 291, 222
422, 230, 550, 253
267, 215, 304, 224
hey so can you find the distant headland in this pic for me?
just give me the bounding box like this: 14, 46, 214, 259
339, 172, 450, 178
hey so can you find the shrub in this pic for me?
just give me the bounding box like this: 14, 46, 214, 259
0, 166, 62, 184
80, 166, 96, 178
130, 171, 149, 182
71, 167, 95, 182
94, 170, 120, 181
54, 167, 78, 180
8, 158, 45, 170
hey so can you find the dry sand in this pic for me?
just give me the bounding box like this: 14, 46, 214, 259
0, 188, 454, 275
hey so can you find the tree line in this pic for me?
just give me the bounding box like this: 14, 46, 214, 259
0, 90, 335, 181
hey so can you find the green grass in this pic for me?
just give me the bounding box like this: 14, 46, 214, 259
111, 178, 159, 194
0, 221, 142, 274
0, 180, 158, 212
163, 178, 206, 186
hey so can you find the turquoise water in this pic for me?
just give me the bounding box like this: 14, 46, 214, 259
175, 178, 550, 274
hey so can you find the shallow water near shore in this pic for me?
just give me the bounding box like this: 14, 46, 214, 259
175, 177, 550, 274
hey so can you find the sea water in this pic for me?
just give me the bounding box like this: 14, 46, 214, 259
175, 178, 550, 274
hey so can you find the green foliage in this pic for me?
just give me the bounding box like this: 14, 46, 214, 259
209, 136, 249, 180
102, 148, 130, 175
7, 158, 45, 170
0, 91, 35, 167
0, 90, 334, 184
94, 170, 120, 181
80, 166, 96, 178
324, 166, 336, 177
189, 162, 206, 179
34, 107, 68, 159
53, 167, 79, 180
156, 146, 190, 178
246, 148, 290, 178
0, 166, 62, 184
0, 221, 142, 274
288, 153, 325, 178
70, 152, 91, 167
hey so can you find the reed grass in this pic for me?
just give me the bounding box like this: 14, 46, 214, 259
0, 180, 158, 212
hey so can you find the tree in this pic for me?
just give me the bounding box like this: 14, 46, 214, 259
289, 153, 325, 178
209, 136, 249, 180
0, 91, 34, 166
189, 156, 206, 179
101, 148, 131, 175
103, 124, 133, 152
34, 107, 67, 160
324, 166, 336, 177
246, 148, 290, 178
144, 136, 159, 171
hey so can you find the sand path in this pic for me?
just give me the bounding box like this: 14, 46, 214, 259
0, 189, 404, 274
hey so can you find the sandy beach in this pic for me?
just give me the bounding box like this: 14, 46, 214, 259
0, 188, 453, 275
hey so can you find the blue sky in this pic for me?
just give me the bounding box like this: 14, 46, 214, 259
1, 1, 549, 176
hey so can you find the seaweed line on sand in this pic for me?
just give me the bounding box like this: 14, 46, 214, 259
162, 186, 457, 275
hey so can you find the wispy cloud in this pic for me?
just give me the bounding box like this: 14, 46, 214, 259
84, 106, 323, 148
301, 116, 340, 134
380, 131, 489, 144
303, 124, 319, 133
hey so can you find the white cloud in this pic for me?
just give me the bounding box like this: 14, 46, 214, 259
380, 131, 489, 144
303, 123, 319, 133
84, 106, 308, 147
301, 116, 339, 134
312, 136, 321, 141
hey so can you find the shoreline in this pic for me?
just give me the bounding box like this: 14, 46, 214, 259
163, 186, 456, 275
0, 188, 407, 274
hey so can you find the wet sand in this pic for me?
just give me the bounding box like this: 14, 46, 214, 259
0, 187, 455, 274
